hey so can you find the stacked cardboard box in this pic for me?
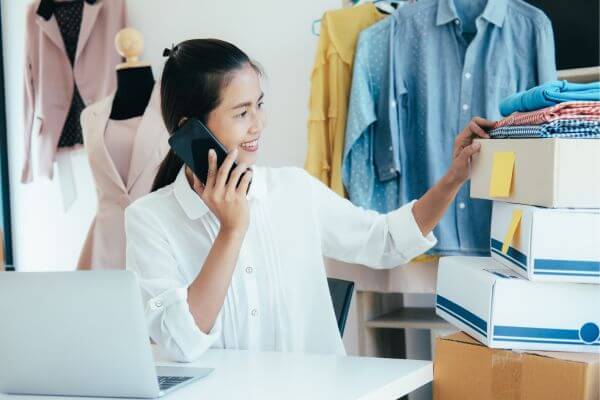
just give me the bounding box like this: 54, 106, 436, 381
433, 138, 600, 399
434, 332, 599, 400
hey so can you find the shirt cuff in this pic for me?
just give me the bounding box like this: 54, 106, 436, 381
386, 200, 437, 260
146, 288, 221, 362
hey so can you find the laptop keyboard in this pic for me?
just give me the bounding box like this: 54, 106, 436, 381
158, 376, 193, 391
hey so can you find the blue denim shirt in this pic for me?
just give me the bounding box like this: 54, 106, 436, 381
343, 18, 400, 213
383, 0, 556, 255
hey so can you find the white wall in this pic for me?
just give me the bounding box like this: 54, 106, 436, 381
2, 0, 339, 271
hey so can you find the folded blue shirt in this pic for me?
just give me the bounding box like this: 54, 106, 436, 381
500, 80, 600, 116
489, 119, 600, 138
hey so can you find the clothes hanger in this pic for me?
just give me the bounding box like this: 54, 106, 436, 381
373, 0, 401, 14
353, 0, 401, 6
114, 28, 151, 70
312, 19, 321, 36
311, 0, 400, 36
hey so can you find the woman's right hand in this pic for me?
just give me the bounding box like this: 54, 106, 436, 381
192, 148, 253, 235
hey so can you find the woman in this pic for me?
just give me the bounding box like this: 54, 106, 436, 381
125, 39, 492, 362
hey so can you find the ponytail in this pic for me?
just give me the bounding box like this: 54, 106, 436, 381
151, 149, 184, 191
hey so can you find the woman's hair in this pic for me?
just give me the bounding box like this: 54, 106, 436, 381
152, 39, 261, 191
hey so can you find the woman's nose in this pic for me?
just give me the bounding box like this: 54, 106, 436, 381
250, 112, 264, 133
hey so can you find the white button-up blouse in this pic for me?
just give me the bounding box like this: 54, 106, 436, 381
125, 166, 436, 362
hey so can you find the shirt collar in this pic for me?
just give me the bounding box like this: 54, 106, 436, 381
481, 0, 508, 27
173, 165, 267, 220
37, 0, 97, 21
436, 0, 507, 28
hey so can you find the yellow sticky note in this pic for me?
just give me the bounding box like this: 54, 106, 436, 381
502, 210, 523, 254
489, 152, 515, 197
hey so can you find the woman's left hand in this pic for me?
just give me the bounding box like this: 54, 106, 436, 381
446, 117, 494, 185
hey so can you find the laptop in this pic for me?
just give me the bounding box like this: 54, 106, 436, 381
0, 271, 213, 398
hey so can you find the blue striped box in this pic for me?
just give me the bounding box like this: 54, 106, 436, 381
490, 202, 600, 284
435, 256, 600, 353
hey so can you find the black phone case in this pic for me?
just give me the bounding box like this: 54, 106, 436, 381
168, 118, 250, 192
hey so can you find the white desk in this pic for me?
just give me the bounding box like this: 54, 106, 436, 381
0, 349, 432, 400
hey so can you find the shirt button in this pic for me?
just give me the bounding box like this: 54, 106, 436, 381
391, 101, 397, 109
251, 309, 258, 317
154, 300, 163, 308
389, 168, 395, 174
245, 266, 253, 274
454, 19, 460, 25
462, 104, 470, 111
464, 72, 471, 79
388, 146, 393, 151
459, 202, 466, 209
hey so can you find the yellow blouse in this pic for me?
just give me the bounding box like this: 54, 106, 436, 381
305, 4, 384, 197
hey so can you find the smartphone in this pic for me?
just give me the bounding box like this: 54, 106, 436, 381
168, 118, 250, 191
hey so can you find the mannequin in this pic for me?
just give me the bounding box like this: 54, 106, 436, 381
77, 27, 169, 270
110, 28, 155, 119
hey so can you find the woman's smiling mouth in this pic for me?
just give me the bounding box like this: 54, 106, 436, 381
240, 137, 259, 152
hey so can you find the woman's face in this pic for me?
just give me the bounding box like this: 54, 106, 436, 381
206, 63, 266, 166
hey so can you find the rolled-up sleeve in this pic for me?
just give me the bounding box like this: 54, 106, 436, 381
125, 205, 221, 362
306, 170, 436, 268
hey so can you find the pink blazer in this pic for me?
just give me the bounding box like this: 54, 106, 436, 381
22, 0, 126, 183
78, 84, 170, 270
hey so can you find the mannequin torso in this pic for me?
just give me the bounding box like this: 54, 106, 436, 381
109, 66, 155, 120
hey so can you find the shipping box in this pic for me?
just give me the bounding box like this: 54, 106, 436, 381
436, 256, 600, 352
434, 332, 600, 400
470, 138, 600, 208
490, 202, 600, 284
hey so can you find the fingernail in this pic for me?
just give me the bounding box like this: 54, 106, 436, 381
209, 149, 215, 157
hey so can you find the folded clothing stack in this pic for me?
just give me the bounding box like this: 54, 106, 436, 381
491, 81, 600, 139
499, 80, 600, 116
490, 118, 600, 139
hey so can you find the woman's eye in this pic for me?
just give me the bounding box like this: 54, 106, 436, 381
258, 101, 265, 108
236, 110, 248, 118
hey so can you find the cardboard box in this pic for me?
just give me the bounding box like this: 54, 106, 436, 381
470, 138, 600, 208
490, 202, 600, 284
434, 332, 600, 400
435, 256, 600, 353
